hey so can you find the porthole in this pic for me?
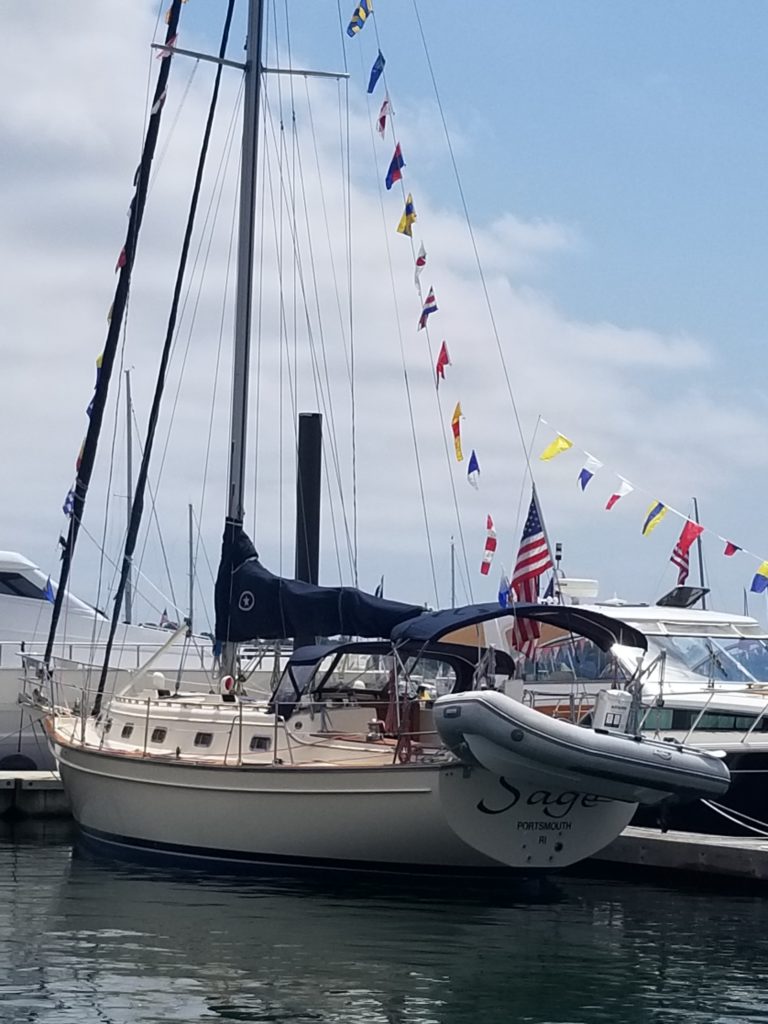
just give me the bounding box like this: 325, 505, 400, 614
194, 732, 213, 747
151, 727, 167, 743
249, 735, 271, 752
121, 724, 134, 739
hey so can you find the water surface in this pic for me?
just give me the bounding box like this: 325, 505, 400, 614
0, 820, 766, 1023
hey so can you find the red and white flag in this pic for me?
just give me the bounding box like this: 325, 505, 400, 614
605, 477, 633, 511
414, 241, 427, 289
376, 95, 391, 138
480, 515, 497, 576
435, 341, 451, 388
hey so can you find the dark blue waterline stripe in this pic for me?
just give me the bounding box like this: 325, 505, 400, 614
77, 824, 535, 878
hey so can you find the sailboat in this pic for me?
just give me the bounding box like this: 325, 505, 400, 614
40, 0, 729, 873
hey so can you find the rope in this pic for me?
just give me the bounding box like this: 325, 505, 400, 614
701, 799, 768, 838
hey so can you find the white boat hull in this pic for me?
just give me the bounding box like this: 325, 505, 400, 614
54, 737, 637, 873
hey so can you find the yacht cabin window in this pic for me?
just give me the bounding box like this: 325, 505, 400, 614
150, 727, 167, 743
194, 732, 213, 747
121, 724, 134, 739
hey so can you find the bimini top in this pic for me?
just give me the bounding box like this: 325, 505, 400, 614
390, 602, 649, 652
289, 639, 517, 676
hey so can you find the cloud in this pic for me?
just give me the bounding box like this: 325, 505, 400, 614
0, 0, 763, 631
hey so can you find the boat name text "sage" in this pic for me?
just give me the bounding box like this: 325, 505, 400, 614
476, 777, 610, 819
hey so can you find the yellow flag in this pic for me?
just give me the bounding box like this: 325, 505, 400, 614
539, 434, 573, 462
451, 403, 463, 462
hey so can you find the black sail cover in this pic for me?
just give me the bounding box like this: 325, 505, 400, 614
214, 523, 424, 643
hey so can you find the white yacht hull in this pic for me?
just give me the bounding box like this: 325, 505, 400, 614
54, 738, 637, 873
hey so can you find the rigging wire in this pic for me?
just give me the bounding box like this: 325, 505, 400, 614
347, 31, 440, 605
410, 1, 537, 526
260, 84, 358, 584
94, 0, 238, 710
334, 1, 359, 583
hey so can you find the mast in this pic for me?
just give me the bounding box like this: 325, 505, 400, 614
220, 0, 266, 676
692, 496, 706, 609
228, 0, 264, 524
124, 369, 134, 624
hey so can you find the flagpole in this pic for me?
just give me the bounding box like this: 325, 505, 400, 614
692, 496, 706, 609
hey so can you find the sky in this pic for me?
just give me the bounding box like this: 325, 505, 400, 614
1, 0, 768, 632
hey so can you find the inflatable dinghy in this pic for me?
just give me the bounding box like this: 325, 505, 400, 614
435, 689, 730, 805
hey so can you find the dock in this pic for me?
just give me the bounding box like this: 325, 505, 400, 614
590, 825, 768, 883
0, 771, 70, 819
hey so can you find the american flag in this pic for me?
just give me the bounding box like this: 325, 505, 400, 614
508, 491, 553, 658
670, 520, 703, 586
670, 541, 690, 585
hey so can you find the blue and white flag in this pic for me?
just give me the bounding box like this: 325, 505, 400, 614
43, 577, 55, 603
498, 572, 510, 608
467, 449, 480, 488
367, 50, 385, 94
578, 453, 603, 491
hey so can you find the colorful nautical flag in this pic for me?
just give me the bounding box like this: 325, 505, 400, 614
751, 562, 768, 594
414, 241, 427, 289
43, 576, 55, 603
451, 402, 463, 462
467, 450, 480, 489
498, 572, 510, 608
724, 541, 740, 557
115, 247, 127, 272
605, 478, 633, 511
86, 353, 103, 418
367, 50, 386, 94
418, 286, 437, 329
670, 521, 704, 585
62, 487, 75, 518
397, 193, 416, 236
578, 454, 602, 491
75, 439, 85, 473
346, 0, 373, 36
376, 95, 391, 137
385, 143, 404, 190
480, 515, 497, 576
435, 341, 450, 388
539, 433, 572, 462
641, 501, 668, 537
509, 491, 554, 658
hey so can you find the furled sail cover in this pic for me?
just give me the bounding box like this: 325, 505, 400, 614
214, 523, 424, 642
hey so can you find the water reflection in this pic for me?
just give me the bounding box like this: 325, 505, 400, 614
0, 822, 767, 1023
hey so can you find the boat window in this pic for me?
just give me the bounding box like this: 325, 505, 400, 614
534, 637, 627, 685
663, 622, 737, 637
641, 707, 674, 731
0, 572, 48, 601
249, 735, 271, 751
121, 723, 134, 739
150, 727, 167, 743
194, 732, 213, 747
649, 636, 768, 683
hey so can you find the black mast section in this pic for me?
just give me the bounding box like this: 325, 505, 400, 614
43, 1, 184, 670
92, 1, 237, 714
